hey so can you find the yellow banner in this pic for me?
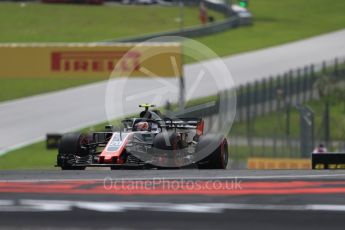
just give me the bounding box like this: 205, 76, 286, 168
247, 158, 311, 169
0, 43, 182, 78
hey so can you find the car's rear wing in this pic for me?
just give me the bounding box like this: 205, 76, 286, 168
164, 117, 200, 126
163, 118, 204, 135
121, 117, 205, 134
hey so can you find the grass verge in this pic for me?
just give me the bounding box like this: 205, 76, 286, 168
0, 77, 108, 102
232, 100, 345, 141
196, 0, 345, 57
0, 142, 56, 170
0, 2, 223, 42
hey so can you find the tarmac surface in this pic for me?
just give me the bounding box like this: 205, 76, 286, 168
0, 170, 345, 229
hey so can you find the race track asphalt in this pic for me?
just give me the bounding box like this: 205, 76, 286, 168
0, 170, 345, 229
1, 29, 345, 154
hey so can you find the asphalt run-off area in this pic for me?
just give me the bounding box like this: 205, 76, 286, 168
0, 170, 345, 230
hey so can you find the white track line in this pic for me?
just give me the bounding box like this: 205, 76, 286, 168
1, 173, 345, 182
1, 200, 345, 213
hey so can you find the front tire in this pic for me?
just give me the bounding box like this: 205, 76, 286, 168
57, 133, 88, 170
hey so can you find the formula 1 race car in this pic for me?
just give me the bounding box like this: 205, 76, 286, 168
57, 104, 229, 170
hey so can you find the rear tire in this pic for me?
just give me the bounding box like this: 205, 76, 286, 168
57, 133, 88, 170
196, 134, 229, 169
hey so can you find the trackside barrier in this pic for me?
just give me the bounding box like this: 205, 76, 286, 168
174, 56, 345, 159
0, 43, 182, 78
247, 158, 311, 169
114, 17, 249, 43
42, 0, 104, 4
312, 153, 345, 169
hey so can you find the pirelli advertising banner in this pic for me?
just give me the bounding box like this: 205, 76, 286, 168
0, 43, 182, 78
247, 158, 311, 169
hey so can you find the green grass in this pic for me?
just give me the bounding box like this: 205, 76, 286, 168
0, 142, 56, 170
0, 2, 224, 42
232, 99, 345, 141
230, 144, 301, 160
0, 77, 108, 101
196, 0, 345, 57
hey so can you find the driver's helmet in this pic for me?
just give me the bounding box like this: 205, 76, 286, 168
135, 121, 149, 131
